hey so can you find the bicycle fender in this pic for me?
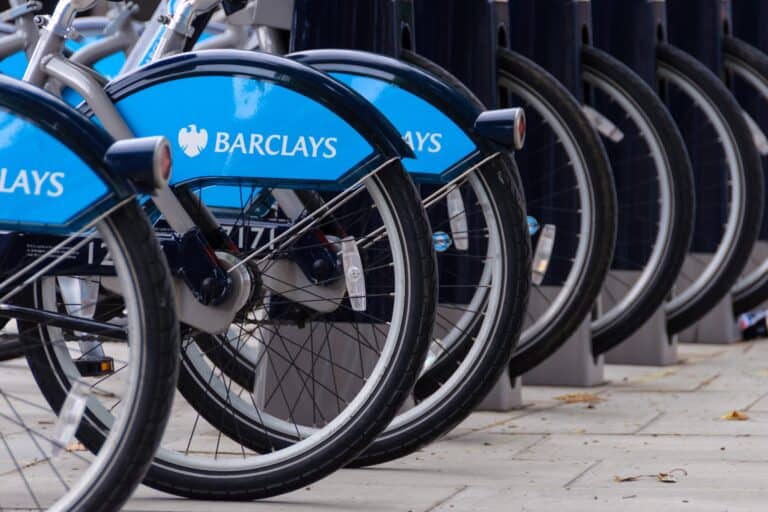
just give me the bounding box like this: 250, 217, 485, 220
291, 49, 491, 184
0, 75, 134, 234
97, 50, 414, 191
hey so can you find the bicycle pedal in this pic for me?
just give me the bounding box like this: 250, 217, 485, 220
74, 357, 114, 377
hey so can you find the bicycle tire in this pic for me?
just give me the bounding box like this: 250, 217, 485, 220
658, 43, 763, 333
350, 54, 531, 462
20, 201, 180, 511
722, 36, 768, 314
497, 48, 617, 376
583, 45, 694, 353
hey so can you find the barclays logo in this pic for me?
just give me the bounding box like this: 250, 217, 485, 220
177, 125, 339, 160
178, 124, 209, 158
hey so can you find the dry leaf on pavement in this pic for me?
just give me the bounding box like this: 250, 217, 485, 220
555, 393, 604, 405
66, 441, 86, 452
721, 410, 749, 421
614, 468, 687, 484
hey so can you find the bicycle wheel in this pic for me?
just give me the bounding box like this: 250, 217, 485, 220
198, 48, 531, 467
158, 160, 437, 499
24, 48, 438, 501
497, 48, 617, 376
13, 202, 179, 510
722, 36, 768, 314
0, 78, 179, 510
582, 46, 694, 353
0, 81, 179, 508
658, 43, 764, 333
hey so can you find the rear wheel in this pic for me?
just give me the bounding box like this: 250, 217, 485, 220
498, 48, 617, 376
722, 36, 768, 314
145, 161, 437, 500
7, 202, 179, 511
658, 43, 763, 333
582, 46, 694, 353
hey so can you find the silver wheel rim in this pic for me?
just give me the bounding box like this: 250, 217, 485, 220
658, 62, 746, 314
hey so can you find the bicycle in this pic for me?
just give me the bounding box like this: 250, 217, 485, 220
15, 0, 439, 500
0, 72, 179, 509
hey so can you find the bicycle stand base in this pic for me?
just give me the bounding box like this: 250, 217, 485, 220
477, 375, 523, 411
605, 309, 678, 365
676, 253, 740, 344
678, 293, 740, 344
602, 270, 678, 366
735, 240, 768, 312
522, 286, 604, 386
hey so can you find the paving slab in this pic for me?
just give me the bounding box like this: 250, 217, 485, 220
7, 341, 768, 511
120, 341, 768, 511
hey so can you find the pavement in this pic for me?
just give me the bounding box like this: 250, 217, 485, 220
121, 340, 768, 512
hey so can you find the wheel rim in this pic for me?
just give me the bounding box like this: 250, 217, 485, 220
582, 66, 674, 333
658, 62, 745, 316
723, 53, 768, 300
498, 72, 595, 349
5, 218, 145, 510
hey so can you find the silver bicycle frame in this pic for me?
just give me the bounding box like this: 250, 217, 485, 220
19, 0, 259, 332
70, 2, 140, 69
17, 0, 356, 330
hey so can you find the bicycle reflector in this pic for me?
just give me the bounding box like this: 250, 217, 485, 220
474, 108, 526, 150
532, 224, 556, 286
104, 136, 172, 193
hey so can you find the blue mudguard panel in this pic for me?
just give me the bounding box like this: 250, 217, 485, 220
0, 50, 26, 80
291, 49, 489, 184
0, 76, 126, 233
113, 75, 376, 189
0, 111, 110, 230
331, 72, 477, 178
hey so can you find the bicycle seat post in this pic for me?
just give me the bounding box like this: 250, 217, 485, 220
23, 0, 98, 86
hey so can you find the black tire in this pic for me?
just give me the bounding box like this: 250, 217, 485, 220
144, 160, 438, 500
352, 122, 531, 465
657, 43, 764, 333
723, 36, 768, 314
582, 46, 694, 354
497, 48, 617, 376
21, 202, 180, 511
182, 49, 531, 469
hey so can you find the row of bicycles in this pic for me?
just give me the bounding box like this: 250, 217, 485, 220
2, 0, 768, 509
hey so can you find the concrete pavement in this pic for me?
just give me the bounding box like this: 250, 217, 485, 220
123, 341, 768, 511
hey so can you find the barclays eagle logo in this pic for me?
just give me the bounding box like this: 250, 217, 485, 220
178, 124, 208, 158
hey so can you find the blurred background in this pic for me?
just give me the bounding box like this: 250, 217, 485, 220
0, 0, 159, 19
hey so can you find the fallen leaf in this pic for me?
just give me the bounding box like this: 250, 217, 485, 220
614, 468, 687, 484
555, 393, 604, 405
721, 410, 749, 421
66, 441, 86, 452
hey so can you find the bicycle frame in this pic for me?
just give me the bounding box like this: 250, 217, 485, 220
10, 0, 421, 333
